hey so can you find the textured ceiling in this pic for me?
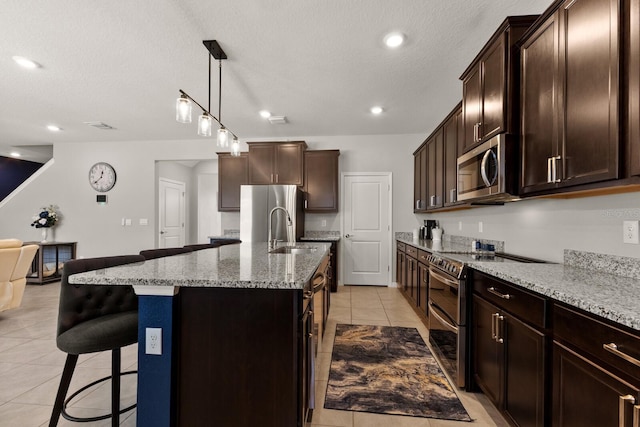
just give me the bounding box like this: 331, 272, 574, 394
0, 0, 550, 162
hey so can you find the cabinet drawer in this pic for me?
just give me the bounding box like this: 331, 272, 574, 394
554, 304, 640, 381
418, 250, 430, 265
473, 272, 547, 329
405, 245, 418, 259
397, 242, 406, 253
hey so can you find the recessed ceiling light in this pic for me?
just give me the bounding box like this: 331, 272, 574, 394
10, 152, 21, 158
12, 56, 39, 69
370, 106, 384, 115
383, 32, 405, 48
47, 125, 62, 132
259, 110, 272, 119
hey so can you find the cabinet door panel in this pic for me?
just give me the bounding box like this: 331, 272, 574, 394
629, 0, 640, 176
552, 341, 640, 427
559, 0, 619, 185
414, 146, 427, 211
304, 150, 339, 212
482, 36, 506, 139
248, 145, 275, 184
427, 130, 444, 209
444, 109, 460, 205
275, 144, 304, 185
472, 297, 502, 405
504, 316, 546, 427
218, 153, 247, 212
463, 67, 482, 152
521, 17, 559, 193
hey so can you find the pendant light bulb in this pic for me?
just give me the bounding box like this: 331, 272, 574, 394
198, 113, 212, 137
217, 127, 229, 147
231, 137, 240, 157
176, 95, 192, 123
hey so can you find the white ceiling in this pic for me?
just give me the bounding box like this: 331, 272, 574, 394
1, 0, 550, 163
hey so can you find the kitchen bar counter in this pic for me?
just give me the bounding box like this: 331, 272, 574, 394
69, 241, 330, 290
397, 237, 640, 331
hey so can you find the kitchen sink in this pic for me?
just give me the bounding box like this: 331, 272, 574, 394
269, 245, 318, 254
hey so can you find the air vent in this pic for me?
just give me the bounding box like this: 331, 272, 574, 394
267, 116, 287, 125
83, 121, 117, 130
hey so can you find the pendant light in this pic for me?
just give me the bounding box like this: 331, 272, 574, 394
176, 40, 240, 151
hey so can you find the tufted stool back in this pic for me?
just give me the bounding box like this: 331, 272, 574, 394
57, 255, 144, 350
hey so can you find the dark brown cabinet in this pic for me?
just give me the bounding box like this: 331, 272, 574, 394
417, 250, 429, 315
217, 152, 248, 212
247, 141, 307, 185
405, 245, 419, 306
303, 150, 339, 213
520, 0, 620, 195
552, 303, 640, 427
471, 271, 548, 427
427, 129, 444, 210
444, 104, 463, 206
396, 243, 406, 289
461, 16, 538, 153
627, 0, 640, 177
413, 144, 427, 212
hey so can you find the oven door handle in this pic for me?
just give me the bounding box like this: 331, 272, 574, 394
429, 302, 459, 333
429, 267, 459, 289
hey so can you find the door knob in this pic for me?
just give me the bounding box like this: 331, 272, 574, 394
160, 231, 166, 234
345, 234, 352, 238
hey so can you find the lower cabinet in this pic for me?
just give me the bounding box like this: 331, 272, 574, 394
471, 271, 548, 427
396, 242, 406, 289
405, 247, 419, 306
552, 303, 640, 427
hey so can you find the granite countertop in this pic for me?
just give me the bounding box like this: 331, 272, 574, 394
300, 236, 341, 242
397, 237, 640, 331
68, 242, 330, 290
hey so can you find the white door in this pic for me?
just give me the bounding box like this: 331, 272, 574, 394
342, 173, 392, 286
159, 178, 186, 248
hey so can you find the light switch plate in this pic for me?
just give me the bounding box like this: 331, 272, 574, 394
623, 220, 640, 244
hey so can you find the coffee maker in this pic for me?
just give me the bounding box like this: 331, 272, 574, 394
421, 220, 438, 240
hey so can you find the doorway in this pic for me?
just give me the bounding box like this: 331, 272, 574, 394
158, 178, 186, 248
341, 172, 392, 286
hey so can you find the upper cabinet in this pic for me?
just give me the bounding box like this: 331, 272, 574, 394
303, 150, 340, 213
627, 0, 640, 177
217, 152, 248, 212
444, 103, 463, 206
427, 129, 444, 210
247, 141, 307, 185
520, 0, 620, 195
460, 16, 539, 154
413, 144, 428, 212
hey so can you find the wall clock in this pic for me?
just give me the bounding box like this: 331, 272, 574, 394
88, 162, 117, 192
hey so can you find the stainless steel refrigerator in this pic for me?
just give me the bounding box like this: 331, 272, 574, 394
239, 185, 305, 243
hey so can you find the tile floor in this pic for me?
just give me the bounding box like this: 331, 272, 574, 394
0, 282, 506, 427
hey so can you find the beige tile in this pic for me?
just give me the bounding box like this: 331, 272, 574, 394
328, 306, 351, 323
312, 380, 353, 427
0, 336, 31, 353
353, 411, 432, 427
70, 372, 137, 411
0, 363, 62, 402
350, 308, 387, 321
0, 402, 54, 427
350, 318, 391, 327
0, 338, 59, 364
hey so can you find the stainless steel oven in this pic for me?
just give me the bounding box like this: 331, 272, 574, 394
427, 255, 467, 388
456, 133, 518, 202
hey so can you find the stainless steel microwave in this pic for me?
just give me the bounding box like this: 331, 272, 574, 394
456, 134, 519, 202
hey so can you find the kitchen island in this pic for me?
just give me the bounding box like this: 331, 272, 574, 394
69, 241, 330, 427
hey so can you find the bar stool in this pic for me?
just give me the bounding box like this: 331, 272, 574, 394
49, 255, 145, 427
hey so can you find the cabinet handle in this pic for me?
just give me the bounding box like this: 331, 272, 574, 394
547, 157, 553, 183
491, 313, 498, 340
496, 315, 504, 344
450, 189, 457, 203
416, 199, 421, 210
304, 200, 308, 209
473, 123, 478, 143
276, 173, 279, 183
304, 290, 313, 299
430, 195, 436, 207
552, 155, 561, 183
620, 395, 635, 427
604, 343, 640, 368
270, 173, 274, 183
488, 287, 512, 300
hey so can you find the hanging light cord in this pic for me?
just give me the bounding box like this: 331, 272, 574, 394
218, 59, 222, 124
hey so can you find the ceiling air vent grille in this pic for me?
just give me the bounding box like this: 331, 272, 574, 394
83, 121, 117, 130
267, 116, 287, 125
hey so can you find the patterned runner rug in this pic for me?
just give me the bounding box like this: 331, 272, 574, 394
324, 324, 472, 421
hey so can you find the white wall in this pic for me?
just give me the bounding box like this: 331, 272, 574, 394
0, 134, 422, 257
416, 191, 640, 263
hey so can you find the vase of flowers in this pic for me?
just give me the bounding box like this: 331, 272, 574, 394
31, 205, 58, 243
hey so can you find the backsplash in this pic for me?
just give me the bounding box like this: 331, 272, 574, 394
304, 230, 340, 238
395, 232, 505, 253
564, 250, 640, 280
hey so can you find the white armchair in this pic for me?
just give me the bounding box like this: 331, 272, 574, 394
0, 239, 39, 313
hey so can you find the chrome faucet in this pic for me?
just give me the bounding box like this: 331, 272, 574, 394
268, 206, 293, 249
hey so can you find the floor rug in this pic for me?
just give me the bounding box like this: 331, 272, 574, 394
324, 324, 472, 421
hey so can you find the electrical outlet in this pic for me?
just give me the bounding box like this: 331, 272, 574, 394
145, 327, 162, 355
623, 221, 640, 244
478, 221, 483, 233
321, 220, 327, 227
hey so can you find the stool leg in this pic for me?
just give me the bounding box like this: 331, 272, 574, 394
49, 353, 79, 427
112, 348, 121, 427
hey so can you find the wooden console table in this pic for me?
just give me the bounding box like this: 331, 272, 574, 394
25, 241, 77, 285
